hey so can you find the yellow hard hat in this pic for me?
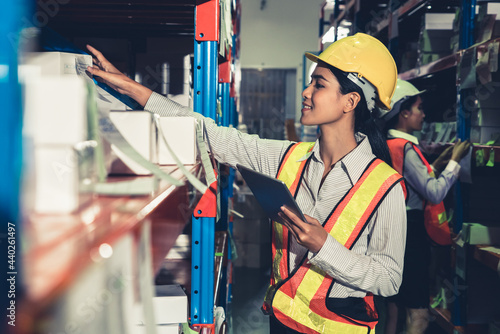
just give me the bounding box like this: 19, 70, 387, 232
305, 33, 397, 110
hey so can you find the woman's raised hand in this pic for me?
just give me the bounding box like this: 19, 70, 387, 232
86, 45, 152, 107
432, 145, 453, 174
451, 139, 472, 162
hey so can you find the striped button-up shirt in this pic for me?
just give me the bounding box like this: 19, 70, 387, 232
146, 92, 407, 298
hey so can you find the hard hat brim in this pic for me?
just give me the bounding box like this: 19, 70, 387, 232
382, 89, 426, 121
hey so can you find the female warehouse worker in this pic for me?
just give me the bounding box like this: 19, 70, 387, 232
87, 33, 407, 334
379, 79, 471, 334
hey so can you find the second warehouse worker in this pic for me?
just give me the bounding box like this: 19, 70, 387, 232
379, 79, 471, 334
87, 33, 407, 334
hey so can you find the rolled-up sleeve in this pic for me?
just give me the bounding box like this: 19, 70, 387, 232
144, 92, 292, 176
308, 182, 407, 297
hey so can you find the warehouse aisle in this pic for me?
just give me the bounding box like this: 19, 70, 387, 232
229, 267, 270, 334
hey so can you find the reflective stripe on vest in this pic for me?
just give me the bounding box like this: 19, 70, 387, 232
265, 142, 403, 333
264, 142, 315, 311
386, 138, 452, 246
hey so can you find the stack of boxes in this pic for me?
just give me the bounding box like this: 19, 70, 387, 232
476, 2, 500, 44
21, 52, 95, 213
417, 13, 456, 66
470, 66, 500, 145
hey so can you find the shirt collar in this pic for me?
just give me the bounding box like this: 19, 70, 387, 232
296, 133, 375, 185
387, 129, 419, 145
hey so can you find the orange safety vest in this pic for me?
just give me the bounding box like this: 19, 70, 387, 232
263, 142, 404, 334
386, 138, 452, 246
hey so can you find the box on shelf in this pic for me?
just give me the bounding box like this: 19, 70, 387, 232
417, 13, 456, 64
109, 111, 157, 175
470, 126, 500, 144
477, 2, 500, 40
23, 51, 92, 76
424, 13, 456, 30
462, 222, 500, 245
30, 142, 95, 214
136, 284, 188, 326
471, 108, 500, 127
419, 30, 454, 54
158, 117, 198, 165
136, 324, 180, 334
23, 76, 88, 145
477, 90, 500, 109
165, 234, 191, 260
22, 75, 94, 214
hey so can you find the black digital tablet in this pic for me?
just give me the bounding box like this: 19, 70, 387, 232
236, 164, 307, 225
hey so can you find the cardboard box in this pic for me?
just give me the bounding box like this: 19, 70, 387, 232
165, 234, 191, 260
32, 143, 94, 213
470, 126, 500, 144
23, 51, 92, 76
135, 284, 188, 326
462, 222, 500, 245
471, 108, 500, 127
23, 76, 88, 145
109, 111, 157, 175
477, 87, 500, 109
424, 13, 456, 30
419, 30, 454, 53
136, 324, 179, 334
153, 285, 188, 324
158, 117, 198, 165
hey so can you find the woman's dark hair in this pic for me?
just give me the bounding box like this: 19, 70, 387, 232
327, 64, 393, 166
383, 95, 419, 135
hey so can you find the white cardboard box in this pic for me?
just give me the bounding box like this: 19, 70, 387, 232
153, 285, 188, 324
462, 222, 500, 245
23, 51, 92, 76
109, 111, 157, 175
23, 76, 88, 145
158, 117, 198, 165
470, 126, 500, 144
136, 324, 179, 334
32, 144, 94, 213
424, 13, 455, 30
471, 108, 500, 127
135, 284, 188, 326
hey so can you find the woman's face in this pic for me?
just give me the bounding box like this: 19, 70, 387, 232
405, 96, 425, 132
301, 64, 348, 126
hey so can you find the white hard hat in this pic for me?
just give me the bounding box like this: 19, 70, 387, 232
377, 79, 425, 120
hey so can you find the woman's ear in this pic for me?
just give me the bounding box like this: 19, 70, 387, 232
400, 109, 411, 120
344, 92, 361, 114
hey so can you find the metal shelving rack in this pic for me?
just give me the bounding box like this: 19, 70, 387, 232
191, 0, 239, 331
12, 0, 240, 333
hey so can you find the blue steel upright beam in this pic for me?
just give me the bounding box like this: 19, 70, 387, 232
454, 0, 476, 235
1, 1, 25, 332
452, 0, 476, 328
191, 0, 219, 327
